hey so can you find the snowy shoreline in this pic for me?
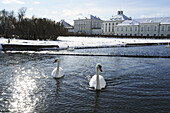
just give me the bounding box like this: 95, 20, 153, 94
0, 36, 170, 51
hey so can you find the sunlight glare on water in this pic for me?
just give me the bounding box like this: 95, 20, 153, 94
9, 76, 37, 112
7, 66, 39, 113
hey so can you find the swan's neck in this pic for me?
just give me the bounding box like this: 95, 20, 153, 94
57, 60, 60, 76
96, 67, 100, 90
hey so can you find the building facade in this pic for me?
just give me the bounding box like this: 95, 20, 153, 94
114, 17, 170, 36
74, 15, 103, 35
102, 11, 130, 35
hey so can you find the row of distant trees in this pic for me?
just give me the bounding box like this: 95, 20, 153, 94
0, 7, 68, 40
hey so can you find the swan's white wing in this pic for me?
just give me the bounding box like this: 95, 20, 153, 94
89, 75, 97, 89
58, 67, 64, 78
89, 75, 106, 89
51, 67, 64, 78
51, 67, 57, 77
99, 75, 106, 89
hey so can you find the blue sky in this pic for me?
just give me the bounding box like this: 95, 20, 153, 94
0, 0, 170, 25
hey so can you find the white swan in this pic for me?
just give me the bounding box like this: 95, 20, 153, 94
89, 63, 106, 90
51, 59, 64, 78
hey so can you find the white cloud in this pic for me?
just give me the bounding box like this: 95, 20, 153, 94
33, 1, 40, 5
86, 3, 93, 7
56, 7, 104, 25
28, 8, 33, 11
51, 11, 58, 14
2, 0, 25, 4
61, 7, 102, 18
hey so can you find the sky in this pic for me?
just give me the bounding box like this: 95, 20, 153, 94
0, 0, 170, 25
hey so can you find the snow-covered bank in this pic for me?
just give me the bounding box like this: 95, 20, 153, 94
0, 36, 170, 50
57, 36, 170, 48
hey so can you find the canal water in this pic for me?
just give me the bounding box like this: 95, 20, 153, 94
0, 45, 170, 112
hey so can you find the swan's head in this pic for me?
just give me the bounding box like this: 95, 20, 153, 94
53, 59, 60, 63
96, 63, 102, 72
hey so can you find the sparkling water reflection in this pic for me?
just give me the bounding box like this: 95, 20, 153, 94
0, 46, 170, 112
9, 75, 38, 112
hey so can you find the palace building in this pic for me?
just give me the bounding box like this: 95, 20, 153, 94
73, 11, 170, 37
74, 15, 103, 35
114, 17, 170, 37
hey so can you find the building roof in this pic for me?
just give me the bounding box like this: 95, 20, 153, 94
59, 19, 72, 28
74, 14, 102, 21
110, 11, 130, 21
135, 17, 170, 24
110, 14, 130, 21
118, 20, 139, 26
117, 17, 170, 26
90, 15, 101, 20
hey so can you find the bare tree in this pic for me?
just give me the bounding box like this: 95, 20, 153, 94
0, 8, 68, 40
18, 7, 27, 21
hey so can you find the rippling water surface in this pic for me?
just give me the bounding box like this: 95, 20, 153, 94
0, 45, 170, 112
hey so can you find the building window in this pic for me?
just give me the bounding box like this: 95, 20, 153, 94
154, 34, 156, 36
161, 34, 164, 36
141, 27, 143, 31
130, 27, 132, 31
105, 23, 107, 32
147, 27, 150, 31
117, 27, 119, 31
135, 27, 137, 31
116, 23, 118, 25
112, 23, 114, 26
97, 22, 99, 28
109, 23, 111, 32
125, 27, 127, 31
154, 26, 157, 31
112, 27, 114, 32
121, 27, 123, 31
168, 26, 170, 31
147, 34, 149, 36
141, 34, 143, 36
162, 26, 164, 31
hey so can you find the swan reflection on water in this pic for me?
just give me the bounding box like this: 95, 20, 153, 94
92, 90, 101, 113
54, 78, 62, 97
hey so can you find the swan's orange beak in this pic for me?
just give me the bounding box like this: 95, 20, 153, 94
99, 67, 102, 72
